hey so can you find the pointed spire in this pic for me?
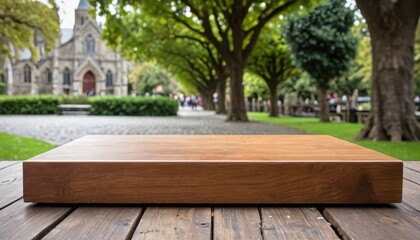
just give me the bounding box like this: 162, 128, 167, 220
77, 0, 92, 10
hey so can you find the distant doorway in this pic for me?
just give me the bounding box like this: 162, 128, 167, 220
83, 71, 95, 96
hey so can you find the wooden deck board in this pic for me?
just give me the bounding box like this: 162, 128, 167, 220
323, 204, 420, 240
0, 200, 73, 240
0, 161, 18, 170
261, 207, 339, 239
132, 207, 212, 239
24, 135, 402, 204
43, 206, 143, 240
405, 162, 420, 173
0, 163, 23, 209
402, 180, 420, 212
213, 207, 262, 240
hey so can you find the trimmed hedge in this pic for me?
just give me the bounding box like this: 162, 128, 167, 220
61, 95, 90, 104
89, 96, 178, 116
0, 95, 179, 116
0, 95, 60, 114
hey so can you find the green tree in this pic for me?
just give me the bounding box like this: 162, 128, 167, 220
356, 0, 420, 141
162, 40, 219, 110
284, 0, 357, 122
247, 23, 298, 117
244, 73, 269, 100
0, 0, 59, 61
132, 63, 177, 96
97, 7, 228, 113
279, 73, 317, 101
94, 0, 315, 121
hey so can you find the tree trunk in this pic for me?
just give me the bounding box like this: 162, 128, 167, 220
226, 64, 248, 121
199, 90, 215, 111
356, 0, 420, 141
268, 86, 279, 117
317, 86, 330, 122
216, 79, 227, 114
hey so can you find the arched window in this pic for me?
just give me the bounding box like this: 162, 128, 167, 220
106, 70, 113, 86
84, 35, 95, 54
63, 68, 71, 85
45, 68, 52, 84
24, 64, 31, 83
81, 17, 84, 25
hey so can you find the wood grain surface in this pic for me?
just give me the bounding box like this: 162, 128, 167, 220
0, 200, 72, 240
43, 206, 143, 240
24, 135, 402, 204
323, 204, 420, 240
261, 207, 339, 239
0, 163, 23, 209
29, 135, 397, 161
132, 207, 211, 239
0, 161, 18, 170
213, 207, 262, 240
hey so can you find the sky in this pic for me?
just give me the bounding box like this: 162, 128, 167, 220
56, 0, 79, 28
39, 0, 103, 29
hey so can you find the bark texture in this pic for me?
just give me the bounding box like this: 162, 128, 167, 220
200, 90, 215, 111
356, 0, 420, 141
317, 86, 330, 122
227, 64, 248, 121
216, 79, 227, 114
269, 85, 279, 117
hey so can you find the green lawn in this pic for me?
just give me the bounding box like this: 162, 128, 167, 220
248, 112, 420, 161
0, 132, 55, 160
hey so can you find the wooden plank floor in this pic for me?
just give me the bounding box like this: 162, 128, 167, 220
0, 161, 419, 240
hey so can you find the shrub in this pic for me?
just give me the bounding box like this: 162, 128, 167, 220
0, 95, 60, 114
60, 95, 90, 104
89, 96, 178, 116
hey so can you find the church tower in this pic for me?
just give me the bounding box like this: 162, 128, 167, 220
74, 0, 93, 31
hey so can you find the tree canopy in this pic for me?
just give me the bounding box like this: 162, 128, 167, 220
284, 0, 357, 121
247, 20, 298, 116
130, 63, 177, 96
0, 0, 59, 61
93, 0, 316, 121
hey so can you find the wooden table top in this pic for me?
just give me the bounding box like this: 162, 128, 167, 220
29, 135, 397, 161
1, 161, 419, 239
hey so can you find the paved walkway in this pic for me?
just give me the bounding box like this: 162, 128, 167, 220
0, 109, 303, 145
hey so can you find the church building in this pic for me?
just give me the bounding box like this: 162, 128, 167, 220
2, 0, 130, 96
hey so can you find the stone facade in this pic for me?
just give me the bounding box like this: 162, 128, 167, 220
2, 0, 130, 96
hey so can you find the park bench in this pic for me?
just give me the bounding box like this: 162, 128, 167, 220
57, 104, 91, 115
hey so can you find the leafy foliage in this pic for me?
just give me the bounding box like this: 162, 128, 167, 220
248, 20, 299, 91
89, 96, 179, 116
93, 0, 316, 120
244, 73, 269, 99
284, 0, 358, 87
131, 63, 177, 96
60, 95, 90, 104
0, 95, 60, 114
279, 73, 317, 100
0, 0, 59, 61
